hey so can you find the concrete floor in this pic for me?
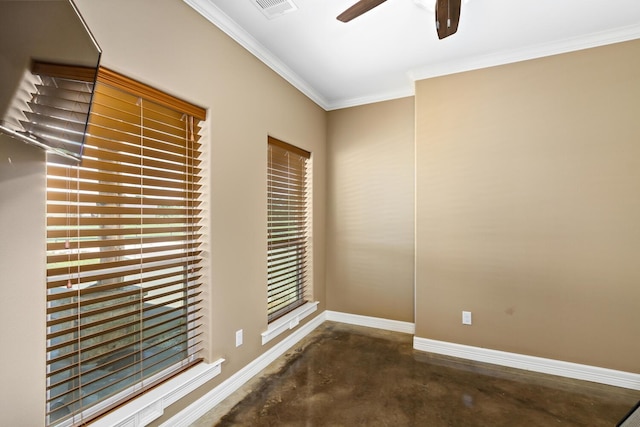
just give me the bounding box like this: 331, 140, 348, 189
192, 322, 640, 426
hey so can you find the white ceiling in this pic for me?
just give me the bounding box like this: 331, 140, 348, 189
184, 0, 640, 110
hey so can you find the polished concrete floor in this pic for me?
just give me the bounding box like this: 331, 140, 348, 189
193, 322, 640, 426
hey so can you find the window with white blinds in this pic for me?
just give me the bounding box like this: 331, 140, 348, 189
45, 68, 206, 425
267, 136, 312, 323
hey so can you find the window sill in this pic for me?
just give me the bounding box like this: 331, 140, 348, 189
261, 301, 319, 345
90, 358, 224, 427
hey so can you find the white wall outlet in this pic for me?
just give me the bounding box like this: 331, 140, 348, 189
235, 329, 243, 347
462, 311, 472, 325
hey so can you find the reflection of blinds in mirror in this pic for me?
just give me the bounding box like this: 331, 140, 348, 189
18, 62, 96, 162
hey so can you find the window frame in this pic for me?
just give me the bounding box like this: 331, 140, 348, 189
266, 136, 313, 327
44, 67, 207, 426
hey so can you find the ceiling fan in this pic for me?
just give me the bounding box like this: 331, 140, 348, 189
337, 0, 462, 40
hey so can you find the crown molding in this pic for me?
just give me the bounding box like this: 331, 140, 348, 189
409, 23, 640, 82
325, 85, 415, 111
183, 0, 330, 110
183, 0, 640, 110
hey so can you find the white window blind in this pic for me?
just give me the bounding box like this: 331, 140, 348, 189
45, 68, 206, 425
267, 136, 312, 323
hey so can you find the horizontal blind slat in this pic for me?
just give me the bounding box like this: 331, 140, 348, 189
47, 291, 201, 338
50, 158, 202, 180
47, 249, 201, 279
47, 260, 201, 289
47, 279, 202, 324
47, 225, 200, 240
81, 143, 202, 173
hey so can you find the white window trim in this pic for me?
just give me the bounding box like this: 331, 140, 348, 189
261, 301, 319, 345
88, 359, 224, 427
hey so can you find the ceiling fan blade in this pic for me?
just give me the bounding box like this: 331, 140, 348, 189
435, 0, 462, 39
337, 0, 388, 23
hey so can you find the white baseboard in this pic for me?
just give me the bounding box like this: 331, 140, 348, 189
325, 310, 415, 334
414, 337, 640, 391
164, 312, 639, 427
162, 311, 326, 427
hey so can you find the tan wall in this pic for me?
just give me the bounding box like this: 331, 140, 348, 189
415, 39, 640, 373
326, 98, 415, 322
0, 0, 326, 424
0, 138, 46, 426
3, 1, 639, 423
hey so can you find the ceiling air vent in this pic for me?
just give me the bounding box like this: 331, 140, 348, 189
252, 0, 298, 19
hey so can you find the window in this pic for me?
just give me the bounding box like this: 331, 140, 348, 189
45, 68, 206, 425
267, 136, 312, 323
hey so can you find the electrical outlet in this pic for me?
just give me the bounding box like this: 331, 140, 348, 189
235, 329, 243, 347
462, 311, 472, 325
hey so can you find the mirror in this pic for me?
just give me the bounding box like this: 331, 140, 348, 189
0, 0, 101, 163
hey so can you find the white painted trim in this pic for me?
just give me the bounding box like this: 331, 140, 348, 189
325, 310, 415, 334
413, 337, 640, 391
163, 314, 640, 426
409, 23, 640, 84
91, 359, 224, 427
182, 0, 329, 109
262, 301, 319, 345
162, 311, 326, 427
185, 0, 640, 110
325, 86, 415, 111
